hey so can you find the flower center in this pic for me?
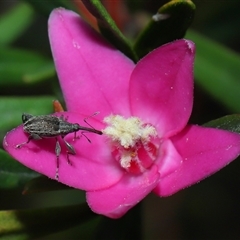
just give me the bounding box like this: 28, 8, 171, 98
103, 115, 160, 174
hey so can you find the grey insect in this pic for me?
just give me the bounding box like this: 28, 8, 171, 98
16, 113, 102, 180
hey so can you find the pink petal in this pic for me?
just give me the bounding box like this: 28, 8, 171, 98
130, 39, 195, 137
3, 112, 123, 190
86, 165, 160, 218
157, 139, 183, 178
48, 8, 135, 118
154, 125, 240, 196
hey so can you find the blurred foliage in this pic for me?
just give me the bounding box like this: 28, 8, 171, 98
0, 204, 97, 239
1, 0, 240, 239
186, 30, 240, 112
0, 2, 34, 45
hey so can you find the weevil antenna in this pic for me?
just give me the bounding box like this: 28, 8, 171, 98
81, 132, 92, 143
83, 112, 100, 130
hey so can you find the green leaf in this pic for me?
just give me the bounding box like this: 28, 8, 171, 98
0, 47, 55, 86
0, 3, 34, 46
81, 0, 137, 61
0, 204, 97, 240
0, 96, 54, 131
134, 0, 195, 58
44, 216, 101, 239
21, 62, 56, 84
22, 176, 69, 194
203, 114, 240, 134
0, 149, 38, 190
25, 0, 75, 16
186, 30, 240, 112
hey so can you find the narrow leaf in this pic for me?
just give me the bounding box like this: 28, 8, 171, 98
22, 62, 55, 84
0, 47, 55, 86
203, 114, 240, 134
0, 204, 96, 240
24, 0, 75, 16
0, 149, 38, 190
186, 30, 240, 112
22, 176, 69, 194
0, 3, 34, 45
134, 0, 195, 58
0, 96, 54, 131
80, 0, 137, 61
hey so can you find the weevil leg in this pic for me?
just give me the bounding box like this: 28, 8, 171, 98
73, 131, 80, 141
63, 138, 75, 165
55, 139, 61, 180
31, 133, 42, 140
16, 133, 42, 149
80, 132, 91, 143
15, 135, 33, 149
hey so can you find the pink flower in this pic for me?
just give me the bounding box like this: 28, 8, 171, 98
3, 8, 240, 218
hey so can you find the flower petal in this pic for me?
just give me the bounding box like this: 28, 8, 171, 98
157, 139, 183, 178
86, 165, 160, 218
154, 125, 240, 196
3, 112, 123, 190
48, 8, 135, 117
130, 39, 195, 137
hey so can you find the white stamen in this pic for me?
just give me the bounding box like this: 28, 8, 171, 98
103, 115, 157, 148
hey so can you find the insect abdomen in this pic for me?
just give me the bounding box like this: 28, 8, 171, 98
23, 116, 61, 137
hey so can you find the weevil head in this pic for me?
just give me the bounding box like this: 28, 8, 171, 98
22, 113, 33, 123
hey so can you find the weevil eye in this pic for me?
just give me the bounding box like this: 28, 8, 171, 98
22, 113, 33, 123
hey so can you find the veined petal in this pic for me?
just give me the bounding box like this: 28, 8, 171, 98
48, 8, 135, 117
155, 125, 240, 196
3, 112, 123, 190
130, 40, 195, 137
86, 165, 160, 218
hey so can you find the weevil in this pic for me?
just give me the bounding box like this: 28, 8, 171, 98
15, 113, 102, 180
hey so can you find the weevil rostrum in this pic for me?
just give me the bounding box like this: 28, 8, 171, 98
15, 113, 102, 180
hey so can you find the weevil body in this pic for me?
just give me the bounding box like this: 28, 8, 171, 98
16, 113, 102, 180
22, 114, 81, 137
